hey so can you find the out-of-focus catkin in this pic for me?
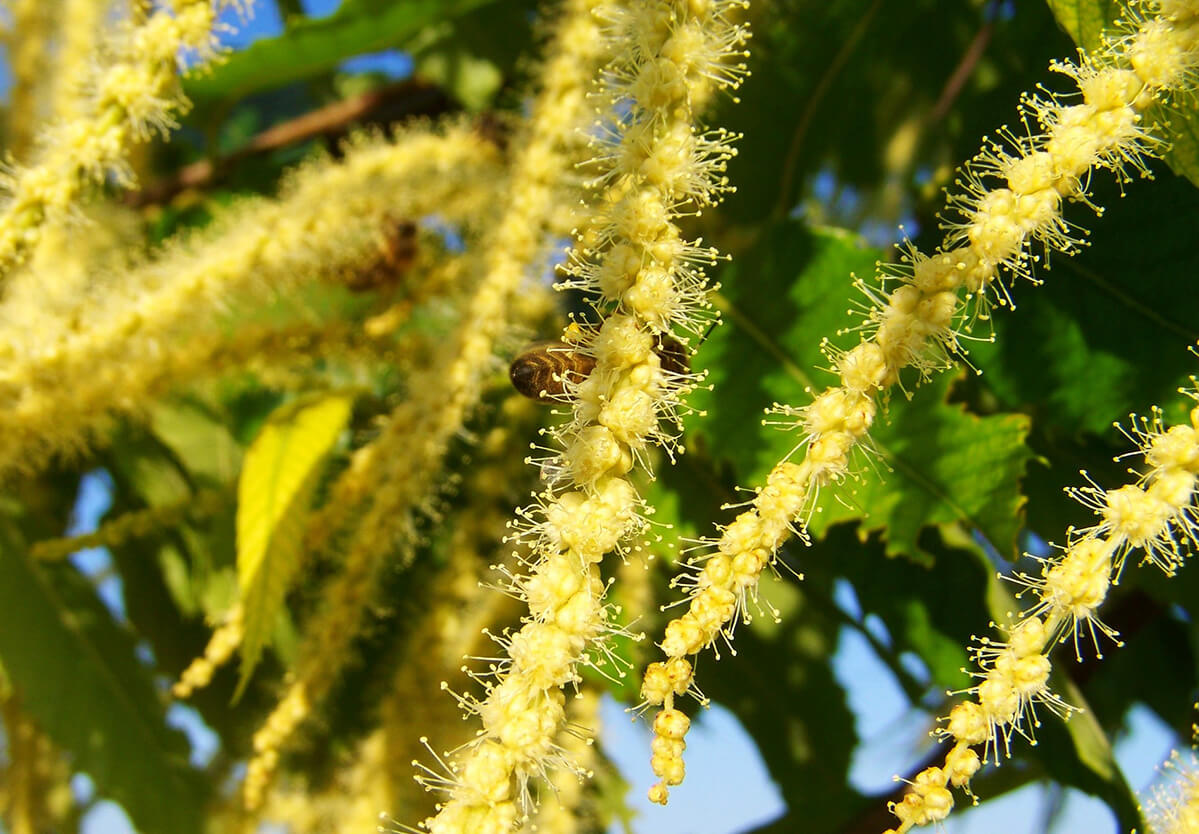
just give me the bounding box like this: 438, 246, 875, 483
0, 0, 234, 283
242, 0, 609, 808
0, 126, 498, 480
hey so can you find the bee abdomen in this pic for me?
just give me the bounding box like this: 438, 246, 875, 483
509, 341, 596, 403
510, 333, 690, 403
654, 334, 690, 377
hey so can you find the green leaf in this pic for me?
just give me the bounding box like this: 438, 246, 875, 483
1045, 0, 1199, 186
0, 521, 204, 834
1043, 0, 1122, 51
822, 525, 992, 693
151, 399, 243, 488
717, 1, 1070, 224
690, 224, 871, 484
691, 222, 1035, 562
186, 0, 509, 113
236, 391, 354, 692
405, 0, 540, 111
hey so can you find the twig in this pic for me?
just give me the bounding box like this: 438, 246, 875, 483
129, 78, 456, 206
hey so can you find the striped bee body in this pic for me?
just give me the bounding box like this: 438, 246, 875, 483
509, 334, 690, 403
508, 341, 597, 402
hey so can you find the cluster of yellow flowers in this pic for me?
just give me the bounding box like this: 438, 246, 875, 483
403, 2, 749, 831
240, 0, 614, 808
891, 399, 1199, 831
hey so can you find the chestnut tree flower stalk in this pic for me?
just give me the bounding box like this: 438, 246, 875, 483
173, 603, 243, 700
886, 391, 1199, 832
641, 0, 1199, 805
0, 125, 499, 480
6, 0, 53, 161
48, 0, 114, 125
520, 688, 602, 834
406, 2, 748, 832
240, 0, 616, 810
250, 417, 534, 829
29, 486, 227, 563
0, 0, 238, 285
0, 694, 72, 834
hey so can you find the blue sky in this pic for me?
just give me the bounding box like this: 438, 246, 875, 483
4, 2, 1188, 833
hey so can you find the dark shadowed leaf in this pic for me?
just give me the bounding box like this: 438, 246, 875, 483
0, 521, 205, 834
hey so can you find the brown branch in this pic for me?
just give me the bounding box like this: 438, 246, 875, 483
130, 78, 457, 207
772, 0, 884, 221
927, 12, 996, 126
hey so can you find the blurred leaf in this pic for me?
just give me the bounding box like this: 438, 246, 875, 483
718, 1, 1069, 225
236, 392, 353, 693
403, 0, 542, 111
691, 222, 1034, 563
967, 162, 1199, 435
0, 521, 204, 834
151, 399, 243, 487
1046, 0, 1199, 186
102, 429, 238, 620
413, 45, 501, 111
1043, 0, 1122, 47
186, 0, 538, 120
1082, 596, 1195, 733
823, 525, 992, 693
1035, 668, 1145, 831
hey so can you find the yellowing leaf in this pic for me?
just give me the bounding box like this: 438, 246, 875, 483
236, 392, 353, 693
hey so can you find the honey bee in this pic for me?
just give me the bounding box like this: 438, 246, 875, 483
509, 333, 690, 403
344, 217, 418, 291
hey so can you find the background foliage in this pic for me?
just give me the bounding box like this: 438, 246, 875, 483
1, 1, 1196, 833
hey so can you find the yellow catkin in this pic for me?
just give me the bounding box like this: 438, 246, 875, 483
6, 0, 54, 161
241, 0, 608, 798
1, 202, 142, 335
520, 688, 601, 834
30, 486, 227, 563
48, 0, 114, 124
244, 407, 535, 812
0, 125, 499, 480
1144, 742, 1199, 834
0, 0, 233, 283
298, 255, 475, 558
382, 421, 532, 821
0, 694, 71, 834
407, 1, 748, 830
253, 725, 395, 834
644, 0, 1199, 806
172, 604, 243, 699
